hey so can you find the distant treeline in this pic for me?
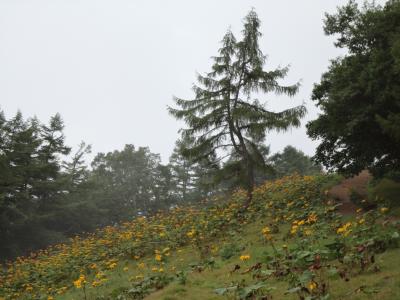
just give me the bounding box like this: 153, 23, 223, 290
0, 110, 321, 260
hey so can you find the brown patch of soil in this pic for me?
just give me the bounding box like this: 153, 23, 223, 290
328, 170, 372, 215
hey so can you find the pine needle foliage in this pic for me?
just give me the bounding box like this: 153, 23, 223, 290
168, 10, 306, 203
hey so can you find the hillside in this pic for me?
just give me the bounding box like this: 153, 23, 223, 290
1, 174, 399, 300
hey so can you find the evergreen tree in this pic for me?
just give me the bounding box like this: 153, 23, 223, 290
0, 112, 42, 257
63, 141, 92, 189
169, 136, 197, 202
54, 142, 99, 236
169, 135, 220, 203
149, 164, 174, 211
0, 111, 73, 258
268, 146, 322, 178
191, 151, 220, 200
36, 114, 71, 211
169, 10, 306, 203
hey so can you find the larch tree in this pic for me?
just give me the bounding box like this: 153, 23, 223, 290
168, 10, 306, 204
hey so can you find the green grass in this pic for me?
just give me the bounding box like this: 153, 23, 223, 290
59, 216, 400, 300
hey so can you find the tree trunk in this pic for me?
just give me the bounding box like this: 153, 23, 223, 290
244, 158, 255, 208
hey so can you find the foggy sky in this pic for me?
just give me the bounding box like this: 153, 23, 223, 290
0, 0, 385, 163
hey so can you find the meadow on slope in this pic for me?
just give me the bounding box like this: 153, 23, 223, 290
1, 174, 399, 300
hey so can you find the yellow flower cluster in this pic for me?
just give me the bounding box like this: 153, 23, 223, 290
108, 262, 117, 269
262, 226, 271, 235
239, 254, 251, 261
308, 281, 317, 291
155, 254, 162, 262
186, 229, 196, 238
262, 226, 273, 240
0, 174, 323, 299
91, 271, 107, 287
380, 207, 389, 214
290, 219, 305, 235
337, 222, 352, 236
307, 213, 318, 224
73, 274, 86, 289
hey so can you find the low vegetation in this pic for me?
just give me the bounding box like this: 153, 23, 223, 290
1, 174, 399, 300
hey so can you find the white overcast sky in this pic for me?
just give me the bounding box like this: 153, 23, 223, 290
0, 0, 385, 163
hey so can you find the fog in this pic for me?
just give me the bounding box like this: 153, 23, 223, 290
0, 0, 385, 161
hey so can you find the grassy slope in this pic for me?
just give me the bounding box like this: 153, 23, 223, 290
3, 175, 397, 300
60, 218, 400, 300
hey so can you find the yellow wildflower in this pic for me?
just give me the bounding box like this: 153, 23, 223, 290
92, 280, 102, 287
337, 222, 352, 236
73, 274, 86, 289
307, 213, 318, 223
262, 226, 271, 235
290, 225, 298, 235
239, 254, 250, 261
186, 229, 196, 238
155, 254, 162, 261
308, 281, 317, 291
108, 262, 117, 269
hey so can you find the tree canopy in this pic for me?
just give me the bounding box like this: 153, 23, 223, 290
268, 146, 322, 178
168, 10, 306, 202
307, 0, 400, 177
0, 110, 222, 260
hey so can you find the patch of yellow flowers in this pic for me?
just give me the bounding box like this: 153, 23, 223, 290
239, 254, 251, 261
308, 281, 317, 291
262, 226, 273, 240
336, 222, 352, 236
73, 274, 86, 289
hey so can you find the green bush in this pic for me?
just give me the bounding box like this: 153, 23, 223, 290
319, 173, 343, 194
219, 243, 242, 260
368, 178, 400, 207
349, 188, 367, 207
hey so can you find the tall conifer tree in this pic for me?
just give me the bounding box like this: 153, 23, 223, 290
168, 10, 306, 203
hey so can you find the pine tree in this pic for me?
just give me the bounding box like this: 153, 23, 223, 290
0, 111, 54, 257
191, 151, 220, 200
63, 141, 92, 189
36, 114, 71, 213
56, 142, 100, 236
169, 135, 220, 203
169, 136, 197, 202
168, 10, 306, 204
